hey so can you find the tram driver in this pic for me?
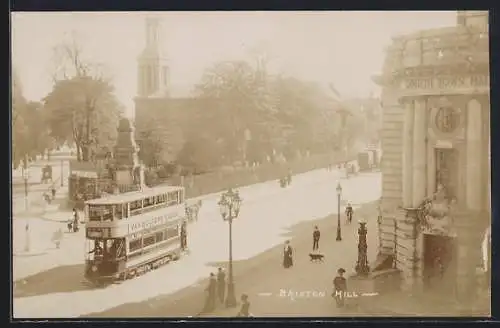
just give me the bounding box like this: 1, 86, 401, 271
89, 240, 104, 258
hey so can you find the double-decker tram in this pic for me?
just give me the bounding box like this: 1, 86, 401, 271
83, 185, 186, 285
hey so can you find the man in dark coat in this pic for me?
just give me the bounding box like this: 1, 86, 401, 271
313, 226, 321, 251
333, 268, 347, 307
203, 273, 217, 312
217, 267, 226, 303
283, 240, 293, 268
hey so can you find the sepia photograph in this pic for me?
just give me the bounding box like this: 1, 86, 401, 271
11, 10, 491, 319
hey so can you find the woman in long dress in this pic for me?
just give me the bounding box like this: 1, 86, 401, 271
283, 240, 293, 268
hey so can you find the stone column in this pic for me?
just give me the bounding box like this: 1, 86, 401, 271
426, 142, 436, 197
455, 220, 482, 310
412, 98, 427, 207
466, 99, 482, 211
402, 99, 414, 208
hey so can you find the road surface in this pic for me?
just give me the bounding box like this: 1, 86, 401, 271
12, 160, 71, 214
89, 201, 381, 317
13, 167, 381, 318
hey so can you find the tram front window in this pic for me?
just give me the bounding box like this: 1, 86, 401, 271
85, 238, 126, 260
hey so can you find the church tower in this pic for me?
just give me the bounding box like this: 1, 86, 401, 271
137, 17, 169, 97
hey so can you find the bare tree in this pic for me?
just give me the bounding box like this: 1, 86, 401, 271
44, 32, 122, 161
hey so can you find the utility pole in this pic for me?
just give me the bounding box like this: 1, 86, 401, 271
22, 154, 29, 211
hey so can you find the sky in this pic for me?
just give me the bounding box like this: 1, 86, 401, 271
12, 11, 457, 117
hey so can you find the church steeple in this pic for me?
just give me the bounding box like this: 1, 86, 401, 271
137, 17, 169, 97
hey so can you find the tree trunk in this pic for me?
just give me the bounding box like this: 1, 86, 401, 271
76, 144, 82, 161
82, 145, 90, 162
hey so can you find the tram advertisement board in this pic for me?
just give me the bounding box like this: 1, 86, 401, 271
128, 211, 179, 234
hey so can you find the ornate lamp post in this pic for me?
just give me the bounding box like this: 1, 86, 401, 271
60, 159, 64, 187
336, 182, 342, 241
355, 219, 370, 276
218, 188, 242, 308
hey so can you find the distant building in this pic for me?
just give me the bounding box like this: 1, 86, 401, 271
373, 10, 490, 305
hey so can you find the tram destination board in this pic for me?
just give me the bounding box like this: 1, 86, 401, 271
86, 227, 111, 239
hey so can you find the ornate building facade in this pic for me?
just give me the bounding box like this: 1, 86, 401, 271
374, 10, 490, 305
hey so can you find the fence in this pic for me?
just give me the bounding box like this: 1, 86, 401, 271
167, 152, 354, 199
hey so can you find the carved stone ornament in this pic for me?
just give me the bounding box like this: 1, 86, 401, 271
428, 97, 465, 142
416, 185, 457, 237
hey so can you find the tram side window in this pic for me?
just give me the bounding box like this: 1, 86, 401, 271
114, 204, 123, 220
88, 205, 102, 222
155, 231, 164, 243
129, 239, 142, 253
167, 192, 179, 206
143, 234, 156, 247
88, 205, 113, 222
130, 200, 142, 212
164, 226, 179, 240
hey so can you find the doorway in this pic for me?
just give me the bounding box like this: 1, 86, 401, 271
435, 148, 459, 200
423, 233, 457, 293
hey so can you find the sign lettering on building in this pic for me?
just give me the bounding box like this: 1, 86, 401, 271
129, 212, 179, 233
404, 75, 489, 91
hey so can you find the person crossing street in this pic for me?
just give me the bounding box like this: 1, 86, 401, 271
312, 226, 321, 251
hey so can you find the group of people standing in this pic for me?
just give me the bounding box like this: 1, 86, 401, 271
202, 268, 251, 317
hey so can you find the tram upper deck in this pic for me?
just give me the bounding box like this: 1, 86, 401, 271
84, 185, 185, 234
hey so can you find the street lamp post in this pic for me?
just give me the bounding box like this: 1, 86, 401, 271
355, 219, 370, 276
218, 188, 242, 308
336, 182, 342, 241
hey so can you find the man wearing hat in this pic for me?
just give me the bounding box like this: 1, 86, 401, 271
237, 294, 251, 317
333, 268, 347, 307
203, 272, 217, 312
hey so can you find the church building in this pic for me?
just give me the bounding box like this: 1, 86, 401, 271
134, 17, 218, 164
373, 10, 490, 308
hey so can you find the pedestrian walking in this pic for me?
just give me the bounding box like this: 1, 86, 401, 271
333, 268, 347, 307
180, 222, 187, 250
51, 228, 63, 249
217, 267, 226, 303
283, 240, 293, 268
51, 186, 56, 200
237, 294, 252, 317
202, 273, 217, 312
72, 208, 79, 232
312, 226, 321, 251
345, 203, 353, 224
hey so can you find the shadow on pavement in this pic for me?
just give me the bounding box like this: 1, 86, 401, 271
13, 264, 91, 298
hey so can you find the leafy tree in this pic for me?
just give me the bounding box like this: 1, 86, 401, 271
43, 34, 123, 162
177, 133, 222, 174
194, 60, 273, 163
11, 73, 53, 167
